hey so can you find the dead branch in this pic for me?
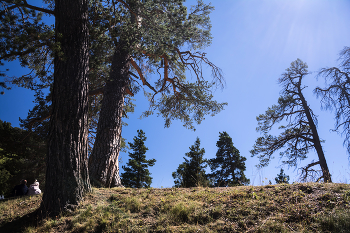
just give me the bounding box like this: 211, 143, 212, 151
299, 161, 321, 182
174, 48, 224, 87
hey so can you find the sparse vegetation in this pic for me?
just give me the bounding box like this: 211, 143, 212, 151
1, 183, 350, 232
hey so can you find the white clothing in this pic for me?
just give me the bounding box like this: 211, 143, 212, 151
27, 183, 41, 196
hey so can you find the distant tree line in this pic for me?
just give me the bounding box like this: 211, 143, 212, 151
172, 131, 250, 188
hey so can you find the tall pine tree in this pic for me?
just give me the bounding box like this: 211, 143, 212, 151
121, 130, 156, 188
209, 132, 249, 187
88, 0, 226, 187
1, 1, 226, 188
1, 0, 92, 216
172, 137, 209, 188
250, 59, 331, 182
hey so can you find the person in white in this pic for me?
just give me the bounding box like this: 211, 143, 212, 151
27, 179, 41, 196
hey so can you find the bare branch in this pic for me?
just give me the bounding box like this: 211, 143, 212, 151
299, 161, 320, 182
22, 0, 54, 15
125, 86, 134, 96
175, 48, 224, 87
129, 57, 157, 93
2, 0, 55, 15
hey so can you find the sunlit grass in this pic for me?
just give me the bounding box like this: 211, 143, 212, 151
1, 183, 350, 232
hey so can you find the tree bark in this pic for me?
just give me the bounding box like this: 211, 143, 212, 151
88, 40, 130, 188
298, 82, 332, 182
40, 0, 91, 217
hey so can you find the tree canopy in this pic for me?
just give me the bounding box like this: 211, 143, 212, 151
2, 0, 227, 131
2, 0, 227, 188
87, 0, 226, 187
85, 0, 227, 130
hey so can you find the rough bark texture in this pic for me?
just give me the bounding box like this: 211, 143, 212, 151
298, 85, 332, 182
40, 0, 91, 217
88, 41, 130, 188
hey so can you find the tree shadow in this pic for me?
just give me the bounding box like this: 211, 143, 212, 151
0, 209, 42, 232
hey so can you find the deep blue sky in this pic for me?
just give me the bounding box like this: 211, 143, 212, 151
1, 0, 350, 187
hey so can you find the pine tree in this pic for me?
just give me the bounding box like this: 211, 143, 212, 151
42, 0, 92, 216
275, 168, 290, 184
209, 132, 249, 187
1, 0, 92, 216
172, 137, 210, 188
88, 0, 227, 188
250, 59, 331, 182
1, 1, 226, 188
121, 130, 156, 188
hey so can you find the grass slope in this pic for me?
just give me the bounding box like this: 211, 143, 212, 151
1, 183, 350, 232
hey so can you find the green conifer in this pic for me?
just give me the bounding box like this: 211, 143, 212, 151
121, 130, 156, 188
275, 168, 290, 184
172, 137, 210, 188
209, 132, 249, 186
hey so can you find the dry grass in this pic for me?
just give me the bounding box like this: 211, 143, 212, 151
1, 183, 350, 232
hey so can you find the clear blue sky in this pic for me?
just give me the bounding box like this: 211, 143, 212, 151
1, 0, 350, 187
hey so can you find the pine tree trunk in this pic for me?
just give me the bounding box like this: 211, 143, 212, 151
41, 0, 91, 217
299, 84, 332, 182
88, 41, 130, 188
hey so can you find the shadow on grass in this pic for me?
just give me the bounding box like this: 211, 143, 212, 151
0, 209, 42, 232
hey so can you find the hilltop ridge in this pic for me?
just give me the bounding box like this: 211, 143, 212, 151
1, 183, 350, 232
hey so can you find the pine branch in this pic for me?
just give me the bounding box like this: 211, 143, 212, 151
0, 42, 51, 60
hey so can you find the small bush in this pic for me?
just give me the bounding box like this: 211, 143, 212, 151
124, 196, 142, 213
171, 202, 192, 223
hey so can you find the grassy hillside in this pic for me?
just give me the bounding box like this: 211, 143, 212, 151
1, 183, 350, 232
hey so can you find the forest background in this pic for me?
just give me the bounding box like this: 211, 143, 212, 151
1, 0, 350, 188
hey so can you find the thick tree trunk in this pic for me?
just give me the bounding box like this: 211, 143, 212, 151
41, 0, 91, 217
299, 85, 332, 182
88, 41, 130, 188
